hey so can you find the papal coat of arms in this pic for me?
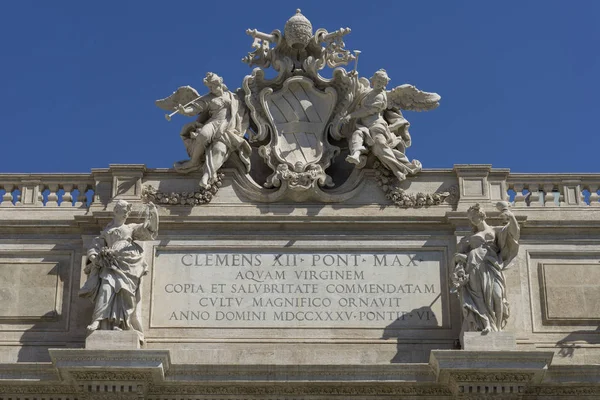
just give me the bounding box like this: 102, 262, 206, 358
155, 9, 440, 202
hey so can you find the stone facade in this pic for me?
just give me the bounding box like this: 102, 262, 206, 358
0, 165, 599, 398
1, 9, 599, 400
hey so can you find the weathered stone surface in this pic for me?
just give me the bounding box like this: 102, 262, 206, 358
461, 331, 517, 351
542, 263, 600, 320
85, 330, 140, 350
0, 261, 61, 320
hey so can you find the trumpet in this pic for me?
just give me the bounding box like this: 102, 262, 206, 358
352, 50, 361, 74
165, 96, 202, 121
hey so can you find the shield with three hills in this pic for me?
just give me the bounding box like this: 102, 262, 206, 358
260, 76, 337, 168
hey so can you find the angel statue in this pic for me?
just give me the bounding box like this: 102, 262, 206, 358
79, 200, 158, 343
340, 69, 440, 181
156, 72, 252, 189
451, 202, 520, 335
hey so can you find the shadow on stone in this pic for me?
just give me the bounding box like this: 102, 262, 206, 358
381, 306, 440, 363
556, 327, 600, 358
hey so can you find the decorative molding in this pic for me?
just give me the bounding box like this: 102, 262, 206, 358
449, 372, 534, 383
147, 384, 453, 396
0, 385, 76, 394
525, 386, 600, 396
70, 371, 152, 382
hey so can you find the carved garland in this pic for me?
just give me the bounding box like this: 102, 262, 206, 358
374, 163, 459, 208
142, 173, 224, 206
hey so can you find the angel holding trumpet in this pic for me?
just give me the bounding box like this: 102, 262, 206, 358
340, 69, 440, 182
156, 72, 252, 189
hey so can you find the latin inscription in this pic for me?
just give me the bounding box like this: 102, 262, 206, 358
151, 251, 445, 328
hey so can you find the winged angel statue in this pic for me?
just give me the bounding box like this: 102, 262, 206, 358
153, 10, 441, 202
155, 73, 251, 189
340, 69, 440, 181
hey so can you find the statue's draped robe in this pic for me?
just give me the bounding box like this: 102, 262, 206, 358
459, 225, 520, 332
346, 83, 421, 176
79, 222, 157, 341
181, 90, 251, 179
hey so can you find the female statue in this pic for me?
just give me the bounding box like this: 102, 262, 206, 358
156, 72, 252, 189
452, 202, 520, 334
79, 200, 158, 342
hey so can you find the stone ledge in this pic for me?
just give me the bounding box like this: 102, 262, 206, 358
430, 349, 555, 396
85, 330, 140, 350
461, 331, 517, 351
49, 348, 171, 381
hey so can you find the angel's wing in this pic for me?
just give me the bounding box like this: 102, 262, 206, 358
387, 84, 440, 112
155, 86, 201, 111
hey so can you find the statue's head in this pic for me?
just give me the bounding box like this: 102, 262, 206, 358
203, 72, 227, 96
113, 200, 132, 219
467, 203, 486, 225
370, 69, 390, 89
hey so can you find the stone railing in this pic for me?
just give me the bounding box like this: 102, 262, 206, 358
506, 174, 600, 207
0, 173, 95, 207
0, 165, 599, 210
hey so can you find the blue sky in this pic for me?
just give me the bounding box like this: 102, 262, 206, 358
0, 1, 598, 173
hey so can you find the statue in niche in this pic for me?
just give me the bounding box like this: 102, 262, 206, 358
79, 200, 158, 342
156, 72, 252, 189
340, 69, 439, 182
451, 202, 520, 334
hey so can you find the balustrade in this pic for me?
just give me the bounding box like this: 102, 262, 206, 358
0, 175, 95, 207
507, 174, 600, 207
1, 168, 599, 210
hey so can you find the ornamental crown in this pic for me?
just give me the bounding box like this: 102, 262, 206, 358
284, 9, 313, 49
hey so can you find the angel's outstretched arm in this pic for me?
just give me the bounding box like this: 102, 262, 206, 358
178, 99, 207, 116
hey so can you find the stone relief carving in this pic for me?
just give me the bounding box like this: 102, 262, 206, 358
156, 73, 251, 189
374, 163, 458, 207
451, 202, 520, 334
79, 200, 158, 343
142, 173, 223, 205
156, 9, 440, 203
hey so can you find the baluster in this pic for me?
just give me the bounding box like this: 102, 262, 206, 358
589, 185, 600, 207
38, 184, 48, 206
60, 184, 74, 207
12, 184, 21, 206
558, 185, 566, 206
513, 184, 526, 207
543, 184, 557, 207
37, 183, 44, 206
579, 184, 589, 205
46, 184, 59, 207
1, 184, 14, 207
88, 185, 96, 206
76, 183, 89, 207
528, 184, 541, 206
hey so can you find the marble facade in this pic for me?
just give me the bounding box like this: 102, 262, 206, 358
0, 165, 599, 399
0, 9, 599, 400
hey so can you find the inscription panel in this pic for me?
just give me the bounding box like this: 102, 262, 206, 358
151, 248, 447, 328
